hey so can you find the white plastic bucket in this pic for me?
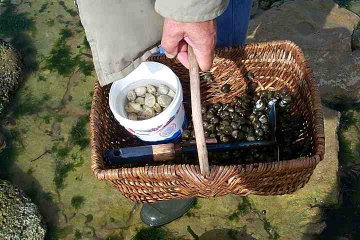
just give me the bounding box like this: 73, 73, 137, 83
109, 62, 186, 144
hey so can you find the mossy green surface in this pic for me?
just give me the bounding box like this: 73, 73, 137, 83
0, 0, 34, 37
0, 0, 346, 239
71, 195, 85, 210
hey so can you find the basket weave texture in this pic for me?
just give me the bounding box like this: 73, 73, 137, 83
90, 41, 325, 203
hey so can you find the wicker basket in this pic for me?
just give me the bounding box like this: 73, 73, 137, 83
90, 40, 325, 203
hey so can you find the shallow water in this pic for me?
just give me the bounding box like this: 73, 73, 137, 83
1, 0, 360, 239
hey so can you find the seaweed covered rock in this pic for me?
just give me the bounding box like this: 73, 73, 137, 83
0, 180, 46, 240
0, 39, 23, 114
0, 130, 6, 154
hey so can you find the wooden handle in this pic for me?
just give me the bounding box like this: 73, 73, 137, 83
188, 45, 210, 175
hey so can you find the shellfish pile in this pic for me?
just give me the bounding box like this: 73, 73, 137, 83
181, 71, 312, 164
124, 84, 175, 120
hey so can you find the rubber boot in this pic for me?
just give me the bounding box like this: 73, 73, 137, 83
140, 198, 195, 227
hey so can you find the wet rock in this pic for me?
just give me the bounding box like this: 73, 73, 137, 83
0, 180, 46, 239
144, 93, 156, 107
125, 102, 142, 113
127, 90, 136, 102
0, 130, 6, 153
153, 103, 162, 113
0, 40, 24, 114
157, 84, 169, 95
127, 113, 138, 120
304, 221, 327, 235
157, 94, 172, 107
271, 1, 284, 8
134, 87, 146, 97
146, 84, 156, 94
346, 0, 360, 16
135, 97, 145, 105
251, 0, 259, 16
168, 89, 176, 98
352, 26, 360, 51
141, 106, 155, 119
247, 0, 360, 104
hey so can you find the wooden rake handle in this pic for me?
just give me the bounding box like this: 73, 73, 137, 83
188, 45, 210, 175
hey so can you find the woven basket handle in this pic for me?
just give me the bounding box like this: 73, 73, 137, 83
188, 45, 210, 175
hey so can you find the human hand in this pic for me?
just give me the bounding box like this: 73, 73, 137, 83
161, 18, 217, 72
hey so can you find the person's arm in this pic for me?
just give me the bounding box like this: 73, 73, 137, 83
155, 0, 229, 71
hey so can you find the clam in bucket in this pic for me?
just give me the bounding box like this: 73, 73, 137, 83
109, 62, 186, 144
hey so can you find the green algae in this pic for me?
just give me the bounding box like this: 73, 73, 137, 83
46, 19, 55, 27
238, 197, 252, 216
54, 161, 76, 189
83, 36, 90, 49
78, 59, 94, 76
85, 214, 93, 224
39, 2, 49, 13
27, 167, 34, 175
43, 192, 53, 202
0, 0, 35, 37
45, 28, 94, 77
71, 195, 85, 210
53, 152, 84, 189
70, 115, 90, 149
74, 229, 82, 239
52, 145, 71, 159
58, 0, 77, 17
228, 212, 239, 222
45, 29, 77, 77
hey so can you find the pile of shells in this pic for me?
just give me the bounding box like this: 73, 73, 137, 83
124, 84, 175, 120
181, 86, 293, 144
180, 69, 314, 164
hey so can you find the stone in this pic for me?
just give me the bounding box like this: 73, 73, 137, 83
352, 26, 360, 51
135, 97, 145, 105
144, 93, 156, 107
146, 84, 156, 94
153, 103, 162, 113
134, 86, 146, 97
0, 130, 6, 153
157, 84, 169, 95
0, 180, 46, 239
140, 106, 155, 119
126, 90, 136, 102
127, 113, 137, 120
247, 0, 360, 104
157, 94, 172, 107
250, 0, 259, 16
304, 221, 327, 235
271, 1, 283, 8
258, 0, 272, 10
347, 0, 360, 16
168, 89, 176, 98
0, 40, 24, 114
125, 102, 142, 113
